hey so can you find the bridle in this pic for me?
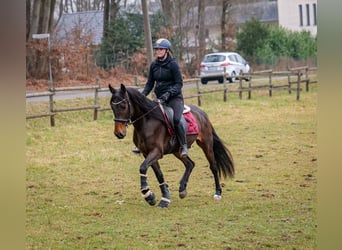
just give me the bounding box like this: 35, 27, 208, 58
111, 97, 131, 125
111, 94, 160, 126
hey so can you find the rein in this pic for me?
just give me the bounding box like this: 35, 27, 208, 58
112, 96, 160, 126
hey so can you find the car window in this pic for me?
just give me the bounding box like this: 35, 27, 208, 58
235, 54, 245, 64
203, 55, 226, 63
228, 55, 237, 62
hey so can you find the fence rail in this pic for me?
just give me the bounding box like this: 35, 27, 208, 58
26, 66, 317, 126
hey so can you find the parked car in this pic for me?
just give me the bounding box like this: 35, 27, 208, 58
200, 52, 250, 84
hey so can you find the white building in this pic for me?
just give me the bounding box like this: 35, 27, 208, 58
277, 0, 317, 36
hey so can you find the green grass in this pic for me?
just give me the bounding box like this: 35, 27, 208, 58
26, 85, 317, 249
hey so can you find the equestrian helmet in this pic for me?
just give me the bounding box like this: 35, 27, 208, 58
153, 38, 171, 50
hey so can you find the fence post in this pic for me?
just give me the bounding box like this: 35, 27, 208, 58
48, 79, 55, 127
269, 70, 273, 97
239, 72, 243, 100
296, 71, 301, 101
246, 70, 251, 99
223, 68, 227, 102
195, 71, 201, 106
93, 78, 100, 120
305, 66, 309, 92
287, 66, 292, 94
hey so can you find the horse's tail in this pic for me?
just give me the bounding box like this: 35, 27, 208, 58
212, 128, 235, 179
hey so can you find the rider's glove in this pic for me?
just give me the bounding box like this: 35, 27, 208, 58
159, 92, 170, 104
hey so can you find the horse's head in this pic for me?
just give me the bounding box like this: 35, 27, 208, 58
109, 84, 131, 139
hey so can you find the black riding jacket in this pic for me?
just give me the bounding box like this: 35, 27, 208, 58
142, 54, 183, 99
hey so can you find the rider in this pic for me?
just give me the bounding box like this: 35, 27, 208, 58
135, 38, 188, 157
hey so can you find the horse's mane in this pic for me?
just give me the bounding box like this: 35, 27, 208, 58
126, 87, 165, 123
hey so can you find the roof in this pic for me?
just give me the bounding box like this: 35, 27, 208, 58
54, 11, 104, 45
234, 1, 278, 24
182, 1, 278, 27
204, 52, 238, 56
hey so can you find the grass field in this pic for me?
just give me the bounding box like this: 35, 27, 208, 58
26, 85, 317, 249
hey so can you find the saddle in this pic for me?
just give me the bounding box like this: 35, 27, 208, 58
159, 104, 199, 136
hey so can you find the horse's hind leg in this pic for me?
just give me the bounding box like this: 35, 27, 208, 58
151, 162, 171, 208
197, 140, 222, 200
176, 156, 195, 199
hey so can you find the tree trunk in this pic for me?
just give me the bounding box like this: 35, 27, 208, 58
49, 0, 56, 32
110, 0, 121, 20
103, 0, 110, 39
221, 0, 228, 51
30, 0, 41, 37
198, 0, 206, 59
221, 0, 237, 51
160, 0, 173, 24
141, 0, 153, 66
26, 0, 31, 42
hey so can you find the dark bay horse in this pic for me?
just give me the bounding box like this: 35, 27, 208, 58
109, 84, 234, 208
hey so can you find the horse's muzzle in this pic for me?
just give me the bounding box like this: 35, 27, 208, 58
114, 131, 125, 139
114, 123, 126, 139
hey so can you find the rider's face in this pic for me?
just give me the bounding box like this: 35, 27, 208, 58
155, 48, 167, 59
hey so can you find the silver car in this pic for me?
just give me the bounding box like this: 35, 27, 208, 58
200, 52, 250, 84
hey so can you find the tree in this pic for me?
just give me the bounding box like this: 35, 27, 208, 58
103, 0, 121, 39
198, 0, 206, 60
97, 12, 144, 69
236, 17, 269, 60
160, 0, 173, 24
221, 0, 237, 51
237, 18, 317, 65
26, 0, 56, 78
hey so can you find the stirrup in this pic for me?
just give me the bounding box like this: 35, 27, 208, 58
132, 147, 141, 154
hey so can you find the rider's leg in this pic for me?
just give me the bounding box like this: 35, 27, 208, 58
168, 97, 188, 157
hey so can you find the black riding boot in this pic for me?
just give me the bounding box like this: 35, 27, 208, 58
175, 118, 188, 158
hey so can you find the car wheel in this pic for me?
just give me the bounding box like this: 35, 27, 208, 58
201, 78, 208, 84
228, 71, 236, 83
218, 77, 224, 84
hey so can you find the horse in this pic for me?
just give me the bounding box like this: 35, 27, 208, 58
109, 83, 234, 208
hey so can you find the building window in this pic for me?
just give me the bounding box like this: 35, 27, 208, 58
299, 5, 303, 26
313, 3, 317, 26
306, 4, 310, 26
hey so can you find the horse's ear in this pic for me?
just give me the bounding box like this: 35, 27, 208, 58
120, 83, 126, 93
108, 84, 115, 94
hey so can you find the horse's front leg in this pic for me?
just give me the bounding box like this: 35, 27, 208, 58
139, 151, 162, 206
151, 162, 171, 208
177, 156, 195, 199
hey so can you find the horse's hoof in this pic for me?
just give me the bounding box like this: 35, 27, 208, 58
213, 194, 222, 200
179, 190, 187, 199
144, 191, 156, 206
157, 198, 170, 208
147, 198, 157, 206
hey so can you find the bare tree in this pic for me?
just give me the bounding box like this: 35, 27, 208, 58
103, 0, 110, 39
27, 0, 56, 78
26, 0, 31, 41
160, 0, 173, 24
221, 0, 237, 51
198, 0, 206, 59
103, 0, 121, 39
141, 0, 153, 66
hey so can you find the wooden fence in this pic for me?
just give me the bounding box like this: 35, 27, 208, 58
26, 66, 317, 126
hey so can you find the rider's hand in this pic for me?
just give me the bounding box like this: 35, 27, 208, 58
159, 92, 170, 103
153, 98, 161, 104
